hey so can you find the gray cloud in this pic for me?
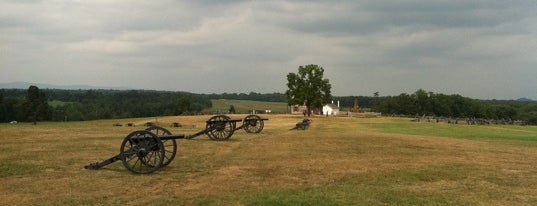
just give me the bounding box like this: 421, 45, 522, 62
1, 0, 535, 99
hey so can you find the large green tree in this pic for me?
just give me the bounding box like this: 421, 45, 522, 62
285, 64, 332, 116
26, 85, 49, 124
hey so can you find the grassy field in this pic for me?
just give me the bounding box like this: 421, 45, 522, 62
203, 99, 289, 114
1, 115, 537, 205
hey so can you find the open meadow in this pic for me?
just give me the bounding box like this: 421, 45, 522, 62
1, 115, 537, 205
203, 99, 289, 114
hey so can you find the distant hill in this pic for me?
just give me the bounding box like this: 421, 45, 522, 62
203, 99, 288, 114
0, 81, 130, 90
516, 98, 535, 102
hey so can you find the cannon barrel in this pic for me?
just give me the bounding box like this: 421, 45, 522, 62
85, 115, 268, 174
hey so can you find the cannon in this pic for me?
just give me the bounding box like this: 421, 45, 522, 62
84, 115, 268, 174
183, 114, 267, 141
84, 129, 180, 174
291, 118, 311, 130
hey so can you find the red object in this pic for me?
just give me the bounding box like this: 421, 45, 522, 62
353, 98, 359, 112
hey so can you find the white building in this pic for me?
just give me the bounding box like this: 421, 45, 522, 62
322, 101, 340, 116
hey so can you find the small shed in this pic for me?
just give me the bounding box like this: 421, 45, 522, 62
322, 104, 340, 116
290, 104, 308, 115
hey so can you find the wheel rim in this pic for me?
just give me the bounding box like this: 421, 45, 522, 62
243, 114, 264, 133
145, 126, 177, 167
120, 130, 164, 174
206, 115, 234, 141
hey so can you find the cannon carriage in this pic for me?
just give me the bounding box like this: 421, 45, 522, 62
85, 114, 268, 174
292, 118, 312, 130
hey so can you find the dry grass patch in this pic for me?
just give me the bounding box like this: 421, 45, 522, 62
1, 115, 536, 205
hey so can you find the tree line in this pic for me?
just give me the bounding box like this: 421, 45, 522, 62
336, 89, 537, 125
205, 92, 286, 102
0, 85, 51, 124
0, 87, 213, 122
1, 87, 536, 125
0, 87, 289, 122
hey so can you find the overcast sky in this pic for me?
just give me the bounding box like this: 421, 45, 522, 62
1, 0, 536, 99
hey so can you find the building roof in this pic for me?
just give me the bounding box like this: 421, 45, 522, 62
324, 104, 339, 109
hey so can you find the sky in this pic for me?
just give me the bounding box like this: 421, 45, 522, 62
1, 0, 536, 100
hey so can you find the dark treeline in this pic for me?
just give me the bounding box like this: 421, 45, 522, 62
204, 92, 287, 102
0, 88, 212, 121
336, 89, 537, 125
0, 88, 289, 122
335, 96, 374, 110
1, 88, 536, 125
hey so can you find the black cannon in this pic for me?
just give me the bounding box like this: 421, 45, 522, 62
84, 115, 268, 174
189, 114, 268, 141
292, 118, 311, 130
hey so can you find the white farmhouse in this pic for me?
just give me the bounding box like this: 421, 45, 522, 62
322, 102, 340, 116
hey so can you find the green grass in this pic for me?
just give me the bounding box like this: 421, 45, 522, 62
369, 119, 537, 143
0, 162, 43, 177
245, 162, 537, 205
246, 164, 474, 206
204, 99, 288, 114
246, 189, 339, 206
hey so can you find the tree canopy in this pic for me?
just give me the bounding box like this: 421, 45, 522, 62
26, 85, 49, 124
285, 64, 332, 116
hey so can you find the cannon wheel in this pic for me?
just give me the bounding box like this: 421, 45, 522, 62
206, 115, 235, 141
145, 126, 177, 167
243, 114, 264, 133
120, 130, 165, 174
